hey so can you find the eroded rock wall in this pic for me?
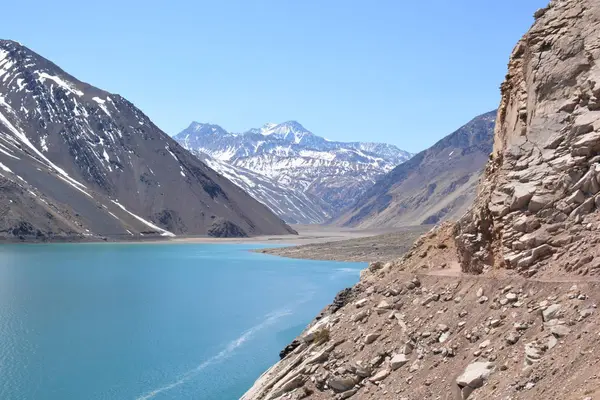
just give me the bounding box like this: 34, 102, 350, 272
456, 0, 600, 278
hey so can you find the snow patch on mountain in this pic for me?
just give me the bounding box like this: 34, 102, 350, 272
191, 150, 331, 224
175, 121, 412, 222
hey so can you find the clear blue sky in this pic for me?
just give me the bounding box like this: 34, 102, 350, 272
3, 0, 548, 152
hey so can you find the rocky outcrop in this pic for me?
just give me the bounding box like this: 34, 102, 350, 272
332, 111, 495, 228
241, 226, 600, 399
242, 2, 600, 399
455, 0, 600, 278
207, 218, 249, 238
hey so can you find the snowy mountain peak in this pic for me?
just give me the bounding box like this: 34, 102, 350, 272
175, 120, 413, 216
260, 122, 278, 132
187, 122, 228, 136
260, 120, 312, 144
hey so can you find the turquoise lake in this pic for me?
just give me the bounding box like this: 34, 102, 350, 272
0, 243, 364, 400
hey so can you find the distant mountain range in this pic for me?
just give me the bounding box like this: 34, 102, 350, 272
0, 39, 294, 239
175, 121, 412, 223
332, 110, 496, 227
0, 38, 495, 238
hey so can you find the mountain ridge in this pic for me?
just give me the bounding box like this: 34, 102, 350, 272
175, 120, 412, 221
0, 39, 295, 239
332, 110, 497, 228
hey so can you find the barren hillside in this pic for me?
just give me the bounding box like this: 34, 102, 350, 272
241, 1, 600, 399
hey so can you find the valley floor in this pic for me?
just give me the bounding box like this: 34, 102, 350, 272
251, 225, 432, 262
0, 225, 429, 255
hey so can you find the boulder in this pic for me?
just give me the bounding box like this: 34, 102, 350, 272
368, 369, 390, 383
531, 244, 553, 261
401, 341, 414, 355
580, 308, 594, 319
570, 197, 595, 218
490, 319, 501, 328
351, 310, 368, 322
376, 300, 392, 314
505, 332, 520, 345
306, 348, 331, 364
547, 335, 558, 350
355, 298, 368, 308
550, 325, 571, 338
528, 194, 554, 212
421, 295, 439, 306
509, 184, 536, 211
328, 376, 356, 393
566, 189, 586, 205
574, 131, 600, 148
364, 333, 380, 344
439, 331, 450, 343
353, 362, 372, 378
277, 375, 305, 396
524, 343, 543, 365
390, 353, 409, 370
505, 293, 518, 302
456, 362, 495, 399
368, 262, 384, 272
542, 304, 562, 322
516, 230, 550, 250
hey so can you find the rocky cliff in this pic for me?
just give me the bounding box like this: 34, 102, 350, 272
0, 40, 295, 240
455, 0, 600, 278
241, 1, 600, 399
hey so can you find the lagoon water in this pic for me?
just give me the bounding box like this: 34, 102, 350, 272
0, 243, 364, 400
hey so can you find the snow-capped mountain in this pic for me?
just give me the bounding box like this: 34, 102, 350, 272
0, 39, 294, 239
175, 121, 412, 221
189, 150, 331, 224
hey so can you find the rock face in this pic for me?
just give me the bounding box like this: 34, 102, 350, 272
241, 2, 600, 400
332, 111, 496, 228
0, 40, 295, 240
175, 121, 412, 222
455, 0, 600, 277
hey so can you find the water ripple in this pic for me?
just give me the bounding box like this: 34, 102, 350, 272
135, 308, 292, 400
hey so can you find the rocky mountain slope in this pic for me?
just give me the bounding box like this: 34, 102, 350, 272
0, 40, 295, 240
175, 121, 412, 222
242, 1, 600, 399
189, 150, 331, 224
332, 111, 496, 228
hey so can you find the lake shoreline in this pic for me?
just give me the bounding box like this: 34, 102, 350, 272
252, 225, 431, 263
0, 225, 407, 245
0, 225, 431, 263
0, 242, 364, 399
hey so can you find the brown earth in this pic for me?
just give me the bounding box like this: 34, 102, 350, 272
242, 224, 600, 400
241, 1, 600, 399
255, 226, 432, 262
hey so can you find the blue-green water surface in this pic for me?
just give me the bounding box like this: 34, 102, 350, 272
0, 243, 364, 400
